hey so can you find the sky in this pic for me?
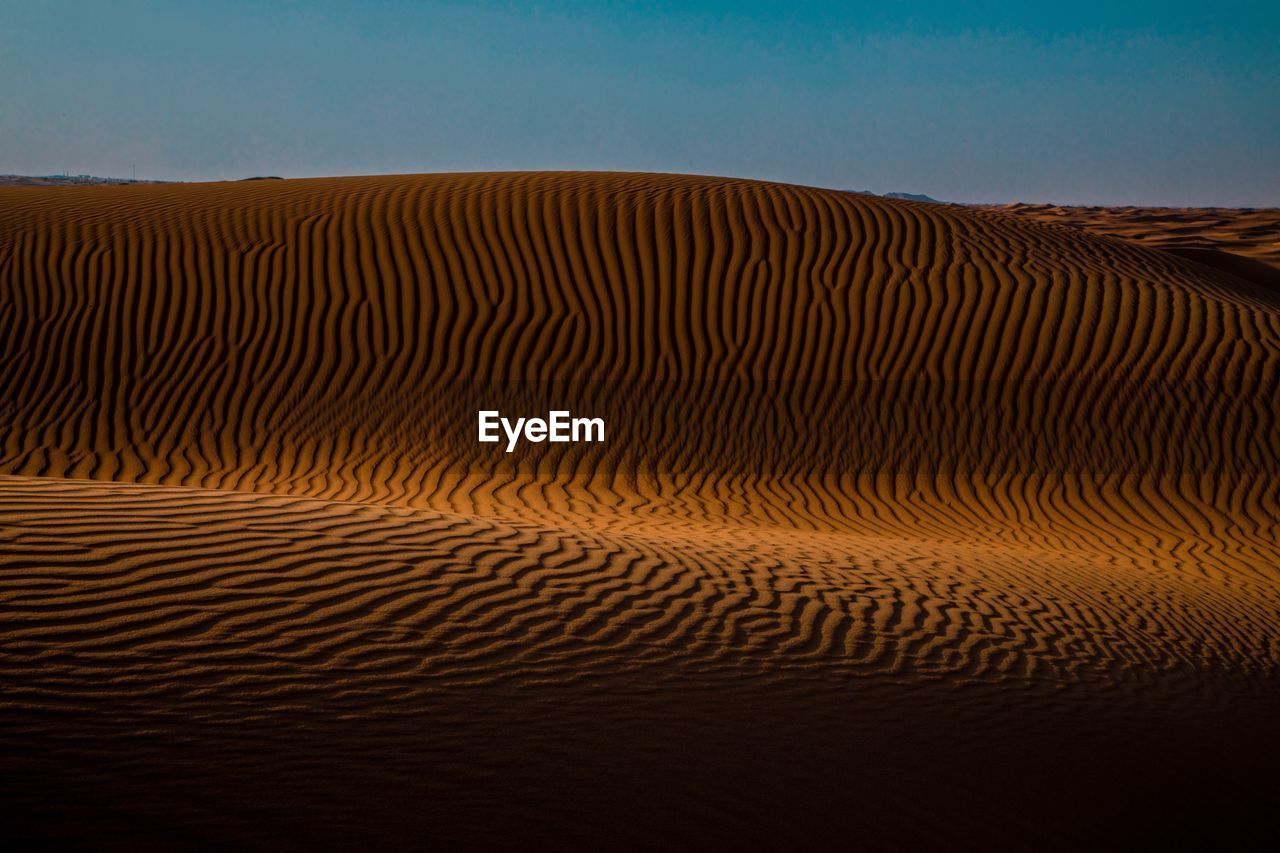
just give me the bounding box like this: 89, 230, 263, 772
2, 0, 1277, 205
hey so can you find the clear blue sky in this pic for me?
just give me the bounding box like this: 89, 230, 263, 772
3, 1, 1277, 205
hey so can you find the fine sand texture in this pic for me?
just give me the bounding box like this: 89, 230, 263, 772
2, 173, 1278, 848
988, 202, 1280, 292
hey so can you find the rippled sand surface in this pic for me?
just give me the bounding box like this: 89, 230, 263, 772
2, 173, 1278, 847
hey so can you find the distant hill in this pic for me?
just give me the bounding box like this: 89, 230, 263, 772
0, 174, 174, 187
848, 188, 947, 204
882, 191, 944, 204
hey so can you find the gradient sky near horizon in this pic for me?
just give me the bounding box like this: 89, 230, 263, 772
3, 0, 1277, 205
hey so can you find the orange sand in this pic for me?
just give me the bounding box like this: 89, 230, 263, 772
2, 173, 1277, 847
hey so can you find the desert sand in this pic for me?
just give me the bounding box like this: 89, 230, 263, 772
2, 173, 1278, 848
989, 202, 1280, 291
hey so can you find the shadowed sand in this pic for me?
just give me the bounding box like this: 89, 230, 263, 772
2, 173, 1278, 847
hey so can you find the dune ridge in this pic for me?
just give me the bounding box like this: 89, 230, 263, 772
2, 172, 1278, 847
3, 173, 1278, 506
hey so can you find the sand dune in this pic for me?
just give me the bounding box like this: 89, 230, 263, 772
990, 203, 1280, 290
2, 173, 1278, 847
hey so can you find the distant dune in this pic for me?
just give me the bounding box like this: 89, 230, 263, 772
2, 172, 1278, 848
989, 202, 1280, 288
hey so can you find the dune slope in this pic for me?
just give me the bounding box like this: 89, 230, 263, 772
2, 173, 1278, 847
989, 203, 1280, 291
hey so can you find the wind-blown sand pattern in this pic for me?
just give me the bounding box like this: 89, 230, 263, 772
2, 173, 1278, 847
988, 202, 1280, 291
